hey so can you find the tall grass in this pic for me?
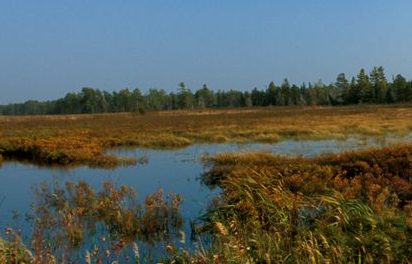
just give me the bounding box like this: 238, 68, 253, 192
203, 144, 412, 212
1, 180, 184, 263
0, 229, 32, 264
166, 145, 412, 263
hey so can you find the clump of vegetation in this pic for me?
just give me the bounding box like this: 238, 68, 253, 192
2, 180, 184, 263
0, 137, 137, 168
0, 229, 32, 264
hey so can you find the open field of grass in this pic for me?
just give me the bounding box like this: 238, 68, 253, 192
1, 104, 412, 167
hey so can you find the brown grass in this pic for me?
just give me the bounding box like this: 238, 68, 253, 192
183, 144, 412, 263
1, 105, 412, 167
202, 143, 412, 214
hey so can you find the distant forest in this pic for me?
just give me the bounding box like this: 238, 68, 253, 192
1, 66, 412, 115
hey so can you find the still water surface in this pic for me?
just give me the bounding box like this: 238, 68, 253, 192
0, 136, 409, 256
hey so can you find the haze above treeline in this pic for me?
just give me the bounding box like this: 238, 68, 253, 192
1, 66, 412, 115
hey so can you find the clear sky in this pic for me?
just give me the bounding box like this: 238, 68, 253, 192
1, 0, 412, 104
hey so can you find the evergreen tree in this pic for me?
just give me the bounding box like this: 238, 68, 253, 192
3, 66, 412, 115
265, 81, 277, 106
392, 74, 410, 102
177, 82, 194, 109
313, 80, 329, 105
347, 77, 359, 104
280, 79, 291, 105
357, 69, 372, 103
146, 89, 169, 110
132, 88, 144, 112
195, 84, 215, 108
300, 83, 312, 105
290, 84, 301, 105
243, 91, 253, 107
251, 88, 266, 106
370, 66, 388, 103
335, 73, 349, 103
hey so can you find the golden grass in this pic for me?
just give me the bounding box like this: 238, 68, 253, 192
1, 104, 412, 167
179, 144, 412, 263
203, 144, 412, 210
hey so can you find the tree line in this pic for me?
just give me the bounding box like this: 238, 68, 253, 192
1, 66, 412, 115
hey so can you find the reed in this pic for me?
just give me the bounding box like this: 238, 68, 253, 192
0, 180, 184, 263
165, 145, 412, 263
0, 228, 32, 264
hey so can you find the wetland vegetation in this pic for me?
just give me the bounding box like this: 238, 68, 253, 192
2, 105, 412, 263
170, 145, 412, 263
3, 0, 412, 261
3, 142, 412, 263
2, 105, 412, 168
1, 180, 184, 263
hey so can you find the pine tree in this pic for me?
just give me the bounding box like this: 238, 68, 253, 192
357, 69, 372, 103
266, 81, 277, 106
281, 79, 291, 105
177, 82, 194, 109
392, 74, 410, 102
335, 73, 349, 103
370, 66, 388, 103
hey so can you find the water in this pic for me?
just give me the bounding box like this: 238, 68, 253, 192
0, 136, 410, 259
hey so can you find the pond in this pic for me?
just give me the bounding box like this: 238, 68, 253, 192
0, 136, 409, 260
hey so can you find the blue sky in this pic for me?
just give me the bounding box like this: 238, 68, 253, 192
1, 0, 412, 104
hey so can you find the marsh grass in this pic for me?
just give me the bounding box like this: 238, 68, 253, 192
0, 228, 32, 264
0, 180, 185, 264
27, 180, 184, 263
2, 105, 412, 167
164, 145, 412, 263
4, 144, 412, 262
3, 105, 412, 262
202, 144, 412, 210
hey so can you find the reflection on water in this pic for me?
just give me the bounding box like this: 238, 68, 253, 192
27, 180, 184, 262
0, 136, 410, 258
